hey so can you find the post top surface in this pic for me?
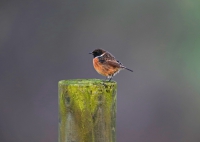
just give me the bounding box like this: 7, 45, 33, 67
59, 79, 116, 85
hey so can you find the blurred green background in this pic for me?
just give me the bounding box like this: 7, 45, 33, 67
1, 0, 200, 142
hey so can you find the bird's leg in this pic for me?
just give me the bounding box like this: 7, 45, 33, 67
108, 76, 113, 82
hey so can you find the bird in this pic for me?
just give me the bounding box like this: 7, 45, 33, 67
89, 49, 133, 81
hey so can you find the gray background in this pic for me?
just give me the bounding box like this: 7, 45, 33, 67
1, 1, 200, 142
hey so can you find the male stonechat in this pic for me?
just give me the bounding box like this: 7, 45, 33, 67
89, 49, 133, 81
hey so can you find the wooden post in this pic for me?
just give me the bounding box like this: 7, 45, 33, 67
58, 79, 117, 142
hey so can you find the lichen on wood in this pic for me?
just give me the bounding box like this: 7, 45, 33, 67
58, 79, 117, 142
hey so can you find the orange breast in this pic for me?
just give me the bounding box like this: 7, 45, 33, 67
93, 58, 119, 77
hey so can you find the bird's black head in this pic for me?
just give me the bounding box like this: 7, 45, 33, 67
89, 49, 106, 58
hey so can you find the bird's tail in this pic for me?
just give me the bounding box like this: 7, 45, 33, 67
122, 67, 133, 72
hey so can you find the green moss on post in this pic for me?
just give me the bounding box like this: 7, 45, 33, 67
58, 79, 117, 142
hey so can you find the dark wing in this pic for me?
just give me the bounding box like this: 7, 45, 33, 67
101, 52, 133, 72
104, 60, 121, 68
100, 52, 124, 68
102, 52, 116, 60
98, 56, 120, 67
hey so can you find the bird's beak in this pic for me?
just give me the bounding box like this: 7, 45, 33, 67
89, 52, 93, 54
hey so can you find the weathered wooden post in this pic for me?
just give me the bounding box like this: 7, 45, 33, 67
58, 79, 117, 142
